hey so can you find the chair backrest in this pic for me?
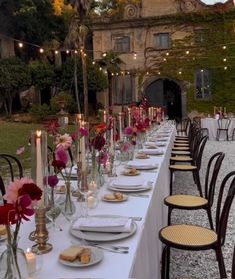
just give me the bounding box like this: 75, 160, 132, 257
215, 171, 235, 246
193, 135, 208, 169
0, 175, 6, 196
217, 118, 231, 130
204, 152, 225, 206
0, 153, 23, 181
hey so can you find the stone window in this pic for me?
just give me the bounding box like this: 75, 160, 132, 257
195, 69, 211, 100
154, 33, 171, 49
113, 35, 130, 53
113, 75, 134, 104
194, 29, 209, 44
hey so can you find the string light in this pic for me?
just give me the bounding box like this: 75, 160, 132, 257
54, 50, 58, 54
92, 61, 96, 65
163, 58, 167, 61
178, 71, 182, 75
74, 50, 78, 54
201, 69, 204, 72
18, 42, 23, 48
111, 73, 114, 76
166, 52, 169, 56
186, 50, 190, 55
146, 72, 149, 75
158, 71, 161, 75
223, 58, 227, 62
39, 48, 44, 53
116, 73, 119, 76
102, 52, 107, 57
99, 67, 102, 71
66, 50, 69, 54
133, 52, 137, 59
222, 46, 227, 50
224, 66, 228, 70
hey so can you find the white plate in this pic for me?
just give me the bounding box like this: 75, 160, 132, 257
126, 162, 159, 170
70, 215, 137, 242
108, 184, 152, 193
59, 246, 103, 267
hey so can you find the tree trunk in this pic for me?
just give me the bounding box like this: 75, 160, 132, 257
121, 75, 125, 112
74, 55, 81, 113
81, 51, 88, 120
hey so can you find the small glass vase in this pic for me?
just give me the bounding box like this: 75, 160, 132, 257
61, 181, 76, 217
46, 187, 61, 224
0, 243, 29, 279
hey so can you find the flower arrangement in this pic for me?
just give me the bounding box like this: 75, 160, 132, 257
0, 178, 42, 278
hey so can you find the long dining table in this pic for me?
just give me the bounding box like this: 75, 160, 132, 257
16, 123, 176, 279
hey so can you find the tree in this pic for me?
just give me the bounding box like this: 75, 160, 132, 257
97, 50, 124, 107
0, 58, 31, 115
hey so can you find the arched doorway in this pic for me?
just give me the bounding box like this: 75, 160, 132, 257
145, 78, 182, 120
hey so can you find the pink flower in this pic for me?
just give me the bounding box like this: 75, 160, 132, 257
55, 147, 68, 165
55, 133, 72, 150
48, 175, 59, 188
16, 146, 25, 155
4, 178, 34, 204
43, 119, 60, 136
121, 142, 129, 152
124, 127, 133, 136
79, 128, 88, 137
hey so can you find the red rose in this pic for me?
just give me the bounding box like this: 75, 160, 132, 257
0, 204, 17, 225
52, 159, 66, 170
18, 183, 43, 201
93, 135, 106, 151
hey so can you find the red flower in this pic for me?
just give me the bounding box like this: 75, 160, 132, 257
52, 159, 66, 170
15, 194, 34, 221
43, 120, 60, 136
18, 183, 42, 201
48, 175, 59, 188
0, 204, 17, 225
95, 124, 106, 134
93, 135, 106, 151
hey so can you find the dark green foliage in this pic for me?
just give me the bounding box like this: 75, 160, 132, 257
50, 91, 76, 114
29, 103, 51, 122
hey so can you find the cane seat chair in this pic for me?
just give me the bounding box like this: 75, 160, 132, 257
0, 153, 23, 182
165, 152, 225, 228
0, 175, 5, 196
216, 118, 231, 141
169, 136, 208, 196
193, 116, 209, 136
176, 118, 191, 137
159, 170, 235, 279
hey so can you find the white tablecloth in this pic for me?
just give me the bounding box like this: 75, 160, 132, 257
13, 124, 175, 279
201, 118, 235, 140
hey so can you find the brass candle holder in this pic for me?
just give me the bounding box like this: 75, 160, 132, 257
31, 206, 53, 255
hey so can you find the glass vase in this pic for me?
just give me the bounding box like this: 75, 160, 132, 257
46, 187, 61, 224
0, 243, 29, 279
61, 181, 76, 217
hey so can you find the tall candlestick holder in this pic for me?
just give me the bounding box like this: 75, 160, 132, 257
29, 130, 52, 254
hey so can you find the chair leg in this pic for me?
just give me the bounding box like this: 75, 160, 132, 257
194, 170, 203, 197
161, 246, 167, 279
167, 207, 173, 226
206, 208, 214, 230
215, 246, 227, 279
166, 246, 170, 279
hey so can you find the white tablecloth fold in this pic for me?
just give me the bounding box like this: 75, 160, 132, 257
72, 217, 132, 232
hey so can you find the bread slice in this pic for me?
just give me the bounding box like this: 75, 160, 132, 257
79, 248, 91, 264
59, 246, 84, 262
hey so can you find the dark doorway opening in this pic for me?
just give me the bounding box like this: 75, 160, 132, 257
145, 78, 182, 120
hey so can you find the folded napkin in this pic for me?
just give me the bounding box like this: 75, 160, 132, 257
140, 149, 164, 155
72, 217, 132, 233
127, 160, 159, 169
112, 177, 144, 188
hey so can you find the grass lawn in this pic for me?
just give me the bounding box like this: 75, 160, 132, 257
0, 120, 43, 171
0, 120, 77, 173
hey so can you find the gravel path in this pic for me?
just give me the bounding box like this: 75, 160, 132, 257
170, 140, 235, 279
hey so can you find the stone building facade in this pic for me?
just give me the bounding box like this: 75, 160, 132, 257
92, 0, 235, 118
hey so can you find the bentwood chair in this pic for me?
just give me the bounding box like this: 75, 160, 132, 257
169, 135, 208, 196
175, 118, 191, 138
165, 152, 225, 229
216, 118, 231, 141
193, 116, 209, 136
0, 175, 5, 196
159, 170, 235, 279
0, 153, 23, 182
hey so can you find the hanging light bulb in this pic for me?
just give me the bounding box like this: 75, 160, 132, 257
224, 66, 228, 70
74, 50, 78, 54
223, 58, 227, 62
55, 50, 58, 54
39, 48, 44, 53
166, 52, 169, 56
158, 71, 161, 75
163, 58, 167, 62
185, 50, 190, 55
133, 52, 137, 59
102, 52, 107, 57
178, 71, 182, 75
18, 42, 23, 48
222, 45, 227, 50
92, 61, 96, 65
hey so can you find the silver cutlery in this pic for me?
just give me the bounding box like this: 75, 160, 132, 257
71, 240, 129, 254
